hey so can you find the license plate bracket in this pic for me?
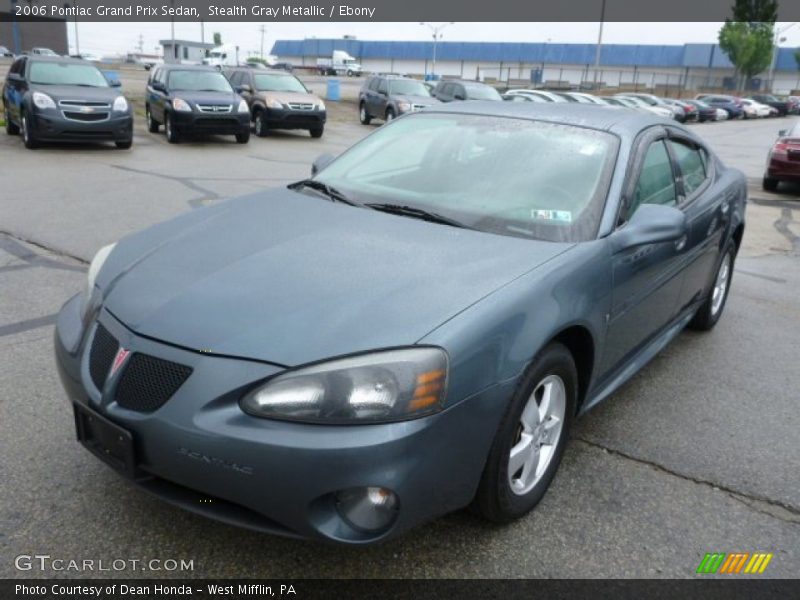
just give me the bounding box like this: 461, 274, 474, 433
74, 403, 136, 479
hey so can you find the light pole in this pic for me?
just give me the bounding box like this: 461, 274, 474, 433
420, 22, 454, 79
259, 24, 266, 59
63, 0, 79, 55
768, 23, 796, 92
593, 0, 606, 87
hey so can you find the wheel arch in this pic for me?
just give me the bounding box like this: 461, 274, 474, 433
550, 325, 595, 413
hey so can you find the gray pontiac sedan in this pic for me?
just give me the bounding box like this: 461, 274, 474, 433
55, 103, 746, 544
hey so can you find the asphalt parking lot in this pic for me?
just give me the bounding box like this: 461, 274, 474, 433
1, 98, 799, 578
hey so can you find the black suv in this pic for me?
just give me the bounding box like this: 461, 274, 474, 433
145, 65, 250, 144
2, 55, 133, 149
432, 80, 503, 103
358, 75, 440, 124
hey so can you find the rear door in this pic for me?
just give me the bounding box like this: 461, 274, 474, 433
373, 78, 389, 116
4, 57, 27, 124
600, 130, 687, 377
147, 67, 167, 121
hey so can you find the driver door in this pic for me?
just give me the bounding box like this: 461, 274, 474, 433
599, 133, 687, 377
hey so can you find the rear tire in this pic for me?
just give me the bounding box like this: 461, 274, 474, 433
235, 130, 250, 144
5, 107, 19, 135
359, 102, 371, 125
309, 126, 324, 138
762, 176, 779, 192
21, 112, 38, 149
146, 105, 159, 133
164, 113, 179, 144
473, 342, 576, 523
688, 242, 736, 331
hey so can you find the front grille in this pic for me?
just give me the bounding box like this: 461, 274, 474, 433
196, 104, 232, 113
115, 354, 192, 412
62, 111, 109, 122
287, 102, 314, 111
89, 324, 119, 391
59, 100, 110, 108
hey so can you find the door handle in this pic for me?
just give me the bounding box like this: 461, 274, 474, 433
675, 235, 687, 251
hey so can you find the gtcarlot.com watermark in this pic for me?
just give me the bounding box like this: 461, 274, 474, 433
14, 554, 194, 573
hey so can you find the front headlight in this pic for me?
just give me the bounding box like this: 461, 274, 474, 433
265, 97, 283, 109
32, 91, 56, 110
112, 96, 129, 112
237, 99, 249, 113
81, 243, 116, 317
317, 100, 326, 111
241, 347, 448, 423
397, 101, 411, 112
172, 98, 192, 112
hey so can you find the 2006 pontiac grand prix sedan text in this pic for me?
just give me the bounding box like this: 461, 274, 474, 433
55, 103, 746, 544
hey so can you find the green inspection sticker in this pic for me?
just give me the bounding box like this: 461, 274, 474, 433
531, 209, 573, 223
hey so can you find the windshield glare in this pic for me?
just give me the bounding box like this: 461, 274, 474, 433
29, 62, 109, 87
315, 114, 617, 242
254, 73, 307, 93
168, 70, 232, 92
388, 80, 431, 96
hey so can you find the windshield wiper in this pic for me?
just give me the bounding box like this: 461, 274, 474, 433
288, 179, 358, 206
365, 203, 469, 229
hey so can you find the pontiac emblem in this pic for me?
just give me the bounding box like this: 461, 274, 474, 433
110, 348, 130, 377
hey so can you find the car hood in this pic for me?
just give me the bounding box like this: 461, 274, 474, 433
100, 189, 571, 366
396, 94, 440, 105
30, 84, 123, 101
258, 90, 322, 105
169, 90, 241, 105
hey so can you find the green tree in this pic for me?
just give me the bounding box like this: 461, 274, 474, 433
718, 0, 777, 90
213, 32, 222, 46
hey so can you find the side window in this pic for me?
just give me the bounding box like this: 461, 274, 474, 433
367, 77, 379, 92
669, 140, 706, 197
625, 140, 676, 221
228, 71, 241, 86
377, 79, 388, 94
10, 58, 23, 75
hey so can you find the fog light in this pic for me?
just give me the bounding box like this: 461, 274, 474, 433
335, 486, 398, 533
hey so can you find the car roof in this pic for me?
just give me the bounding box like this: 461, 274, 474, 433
423, 101, 674, 134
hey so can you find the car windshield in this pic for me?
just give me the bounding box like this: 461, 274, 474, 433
254, 73, 306, 92
314, 113, 618, 242
465, 84, 502, 101
168, 70, 232, 92
388, 80, 431, 96
28, 61, 109, 87
623, 97, 650, 108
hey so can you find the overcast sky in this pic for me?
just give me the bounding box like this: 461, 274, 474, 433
68, 22, 800, 57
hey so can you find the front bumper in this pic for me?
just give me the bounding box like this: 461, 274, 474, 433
54, 294, 509, 544
172, 110, 250, 135
30, 110, 132, 143
264, 107, 326, 130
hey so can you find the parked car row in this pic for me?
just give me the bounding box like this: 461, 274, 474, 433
2, 56, 330, 149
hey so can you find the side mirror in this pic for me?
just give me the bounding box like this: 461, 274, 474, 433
311, 153, 335, 176
238, 84, 252, 94
610, 204, 687, 253
778, 129, 787, 136
151, 81, 166, 92
109, 79, 121, 87
7, 72, 23, 83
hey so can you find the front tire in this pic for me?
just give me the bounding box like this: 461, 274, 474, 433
164, 113, 179, 144
309, 126, 324, 138
762, 176, 779, 192
688, 242, 736, 331
146, 105, 159, 133
5, 107, 20, 135
115, 140, 132, 149
254, 110, 268, 137
21, 112, 38, 149
359, 102, 371, 125
235, 130, 250, 144
473, 342, 577, 523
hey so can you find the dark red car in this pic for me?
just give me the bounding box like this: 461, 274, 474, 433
763, 121, 800, 191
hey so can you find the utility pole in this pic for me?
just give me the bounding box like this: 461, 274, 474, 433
200, 20, 205, 44
593, 0, 606, 87
137, 34, 144, 54
419, 22, 454, 79
768, 23, 796, 92
259, 24, 267, 59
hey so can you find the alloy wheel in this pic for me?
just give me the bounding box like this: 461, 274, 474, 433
710, 252, 731, 316
508, 374, 566, 496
